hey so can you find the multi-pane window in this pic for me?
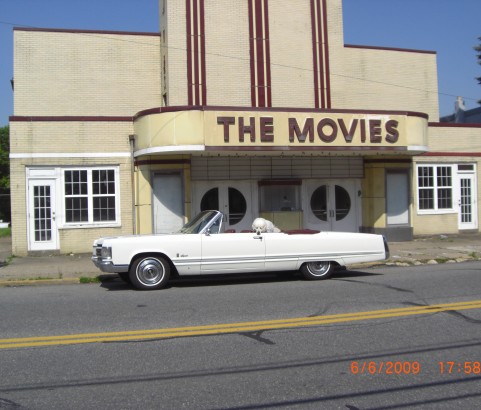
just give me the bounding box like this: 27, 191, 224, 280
64, 168, 118, 224
417, 165, 453, 212
65, 170, 88, 222
93, 170, 116, 221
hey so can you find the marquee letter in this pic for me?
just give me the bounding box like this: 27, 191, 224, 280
385, 120, 399, 143
369, 119, 382, 143
289, 118, 314, 143
317, 118, 338, 143
339, 119, 358, 143
239, 117, 256, 142
217, 117, 235, 142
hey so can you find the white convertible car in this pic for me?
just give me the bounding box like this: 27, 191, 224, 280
92, 210, 389, 290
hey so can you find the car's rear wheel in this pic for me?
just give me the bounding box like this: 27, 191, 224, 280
300, 261, 334, 280
129, 255, 170, 290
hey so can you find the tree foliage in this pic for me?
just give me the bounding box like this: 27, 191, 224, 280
0, 126, 9, 189
0, 126, 10, 222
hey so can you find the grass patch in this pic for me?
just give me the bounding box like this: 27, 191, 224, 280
79, 276, 101, 284
0, 227, 11, 238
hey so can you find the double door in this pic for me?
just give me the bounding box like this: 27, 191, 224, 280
193, 181, 254, 232
304, 180, 359, 232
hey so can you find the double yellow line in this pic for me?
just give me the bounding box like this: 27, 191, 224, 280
2, 300, 481, 349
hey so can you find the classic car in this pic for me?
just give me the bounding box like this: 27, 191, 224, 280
92, 210, 389, 290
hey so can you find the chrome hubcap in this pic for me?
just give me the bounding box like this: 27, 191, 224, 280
136, 258, 164, 286
307, 261, 330, 276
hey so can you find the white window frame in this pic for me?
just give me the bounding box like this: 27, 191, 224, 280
60, 166, 121, 228
416, 164, 456, 215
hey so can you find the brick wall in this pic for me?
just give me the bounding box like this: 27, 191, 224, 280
13, 29, 161, 116
9, 121, 134, 255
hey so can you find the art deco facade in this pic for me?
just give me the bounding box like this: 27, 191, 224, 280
9, 0, 481, 255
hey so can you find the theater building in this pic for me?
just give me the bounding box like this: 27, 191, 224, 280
9, 0, 481, 256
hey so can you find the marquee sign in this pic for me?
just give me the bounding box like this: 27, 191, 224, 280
216, 115, 400, 145
133, 107, 429, 155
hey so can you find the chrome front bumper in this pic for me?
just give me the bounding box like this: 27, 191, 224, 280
91, 256, 129, 273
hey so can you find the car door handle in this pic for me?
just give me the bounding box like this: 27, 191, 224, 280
253, 235, 263, 241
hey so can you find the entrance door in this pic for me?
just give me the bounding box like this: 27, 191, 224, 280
304, 180, 359, 232
28, 179, 59, 251
193, 181, 254, 231
458, 174, 477, 230
386, 172, 409, 225
153, 173, 184, 233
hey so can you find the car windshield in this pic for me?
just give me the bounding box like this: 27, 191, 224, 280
178, 210, 220, 234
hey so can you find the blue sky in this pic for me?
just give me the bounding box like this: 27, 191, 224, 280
0, 0, 480, 126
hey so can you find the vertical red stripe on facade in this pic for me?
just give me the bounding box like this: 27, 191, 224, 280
249, 0, 272, 108
200, 0, 207, 105
248, 0, 257, 106
263, 0, 272, 107
186, 0, 193, 105
186, 0, 206, 106
311, 0, 331, 108
321, 0, 331, 108
310, 0, 320, 108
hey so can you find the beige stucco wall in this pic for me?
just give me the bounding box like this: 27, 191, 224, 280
13, 29, 161, 116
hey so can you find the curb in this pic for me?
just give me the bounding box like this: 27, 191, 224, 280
0, 278, 82, 287
1, 258, 479, 288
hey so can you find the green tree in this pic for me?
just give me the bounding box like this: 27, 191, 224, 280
0, 126, 9, 189
476, 36, 481, 105
0, 126, 10, 221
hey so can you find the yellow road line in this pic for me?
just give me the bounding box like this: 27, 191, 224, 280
2, 300, 481, 349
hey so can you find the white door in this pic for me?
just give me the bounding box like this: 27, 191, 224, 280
386, 172, 409, 225
201, 233, 265, 272
153, 173, 184, 233
28, 179, 59, 251
304, 180, 359, 232
458, 174, 477, 230
193, 181, 254, 231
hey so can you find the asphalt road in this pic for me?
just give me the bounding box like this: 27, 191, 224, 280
1, 262, 481, 409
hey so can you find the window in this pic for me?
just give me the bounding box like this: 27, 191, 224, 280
64, 168, 119, 225
417, 165, 453, 212
259, 180, 301, 212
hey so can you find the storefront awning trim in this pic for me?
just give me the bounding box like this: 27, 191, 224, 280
134, 145, 205, 157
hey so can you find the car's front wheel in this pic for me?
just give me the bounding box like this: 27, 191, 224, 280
300, 261, 334, 280
129, 255, 170, 290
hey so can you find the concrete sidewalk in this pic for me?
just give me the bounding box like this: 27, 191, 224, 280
0, 233, 480, 286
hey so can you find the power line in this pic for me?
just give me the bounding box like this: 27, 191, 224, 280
0, 19, 479, 105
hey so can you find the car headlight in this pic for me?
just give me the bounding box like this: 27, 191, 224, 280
100, 246, 112, 259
